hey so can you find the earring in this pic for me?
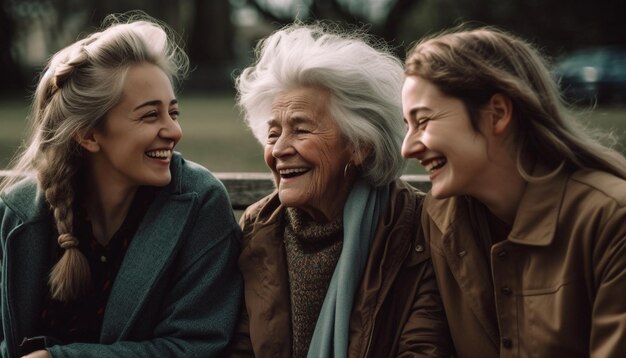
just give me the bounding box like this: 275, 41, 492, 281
344, 161, 353, 178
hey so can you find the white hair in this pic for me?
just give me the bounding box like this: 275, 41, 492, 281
235, 23, 406, 186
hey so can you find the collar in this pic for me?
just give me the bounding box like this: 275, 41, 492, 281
427, 168, 570, 247
506, 169, 569, 246
1, 152, 185, 224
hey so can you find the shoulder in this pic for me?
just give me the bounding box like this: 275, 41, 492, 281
391, 178, 426, 200
568, 170, 626, 207
382, 179, 431, 260
167, 153, 237, 216
170, 153, 226, 196
387, 179, 425, 221
561, 170, 626, 234
162, 155, 241, 256
0, 175, 46, 221
421, 192, 465, 233
165, 154, 237, 236
240, 191, 281, 238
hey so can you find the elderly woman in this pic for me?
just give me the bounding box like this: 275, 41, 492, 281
227, 23, 451, 358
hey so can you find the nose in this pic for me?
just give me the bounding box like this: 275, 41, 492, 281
160, 116, 183, 144
271, 133, 295, 158
401, 128, 425, 159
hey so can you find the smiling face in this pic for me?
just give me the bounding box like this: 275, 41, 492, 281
84, 62, 182, 191
401, 75, 491, 199
264, 86, 355, 221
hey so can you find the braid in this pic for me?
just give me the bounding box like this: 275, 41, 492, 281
47, 38, 94, 96
36, 37, 100, 303
2, 14, 190, 300
39, 149, 91, 302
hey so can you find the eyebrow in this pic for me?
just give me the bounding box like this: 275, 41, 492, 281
408, 106, 432, 119
133, 99, 178, 111
267, 115, 312, 127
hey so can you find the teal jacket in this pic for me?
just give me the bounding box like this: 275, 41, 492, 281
0, 154, 243, 357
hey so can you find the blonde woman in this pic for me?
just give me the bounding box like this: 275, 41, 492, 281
0, 13, 242, 358
402, 26, 626, 357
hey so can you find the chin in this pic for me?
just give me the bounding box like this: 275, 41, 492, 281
430, 185, 455, 200
277, 190, 306, 208
147, 173, 172, 187
277, 194, 296, 208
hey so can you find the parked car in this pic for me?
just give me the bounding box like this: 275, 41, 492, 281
553, 47, 626, 104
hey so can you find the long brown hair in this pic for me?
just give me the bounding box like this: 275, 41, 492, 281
405, 26, 626, 180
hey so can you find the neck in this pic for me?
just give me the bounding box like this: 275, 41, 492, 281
82, 171, 138, 246
301, 177, 356, 223
472, 160, 526, 226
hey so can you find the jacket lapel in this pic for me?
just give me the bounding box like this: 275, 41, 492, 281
427, 196, 501, 346
2, 181, 53, 354
239, 196, 293, 357
100, 191, 196, 341
507, 171, 567, 246
358, 181, 417, 316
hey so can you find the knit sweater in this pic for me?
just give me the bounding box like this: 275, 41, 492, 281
283, 208, 343, 358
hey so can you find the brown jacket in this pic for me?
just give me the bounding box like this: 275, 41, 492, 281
228, 179, 452, 357
423, 169, 626, 357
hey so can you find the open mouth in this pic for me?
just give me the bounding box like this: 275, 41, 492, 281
145, 149, 171, 160
279, 168, 310, 178
423, 157, 447, 173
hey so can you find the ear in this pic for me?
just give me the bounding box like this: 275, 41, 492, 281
486, 93, 513, 136
73, 130, 100, 153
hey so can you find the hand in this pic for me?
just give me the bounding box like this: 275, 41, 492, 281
21, 350, 51, 358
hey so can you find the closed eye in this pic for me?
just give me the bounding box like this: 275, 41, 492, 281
169, 110, 180, 120
142, 111, 158, 121
417, 116, 431, 129
267, 130, 280, 144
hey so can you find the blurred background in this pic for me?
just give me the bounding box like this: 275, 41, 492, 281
1, 0, 625, 174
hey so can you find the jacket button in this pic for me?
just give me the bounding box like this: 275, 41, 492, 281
501, 286, 512, 295
498, 250, 507, 258
415, 244, 424, 252
502, 338, 513, 349
457, 250, 467, 257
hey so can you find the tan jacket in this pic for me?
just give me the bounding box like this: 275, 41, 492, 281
228, 179, 452, 357
423, 169, 626, 357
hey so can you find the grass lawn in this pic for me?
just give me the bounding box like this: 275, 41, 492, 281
1, 93, 625, 175
0, 92, 268, 173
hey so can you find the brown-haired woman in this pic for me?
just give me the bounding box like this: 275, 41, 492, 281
402, 26, 626, 357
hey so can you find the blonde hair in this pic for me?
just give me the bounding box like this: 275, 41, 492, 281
0, 12, 188, 301
405, 26, 626, 180
236, 22, 406, 186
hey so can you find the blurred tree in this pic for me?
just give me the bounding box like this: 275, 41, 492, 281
89, 0, 180, 33
245, 0, 395, 35
188, 0, 233, 65
2, 0, 623, 94
242, 0, 425, 56
0, 0, 24, 92
184, 0, 235, 91
63, 0, 234, 90
245, 0, 626, 59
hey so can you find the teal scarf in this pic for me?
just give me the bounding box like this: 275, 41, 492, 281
307, 179, 390, 358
